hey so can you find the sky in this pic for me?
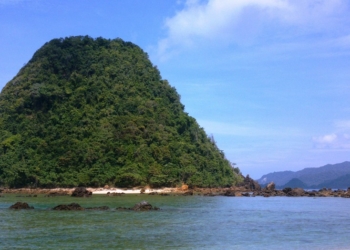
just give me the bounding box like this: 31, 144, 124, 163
1, 0, 350, 179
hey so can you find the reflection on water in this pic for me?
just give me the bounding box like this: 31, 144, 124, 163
1, 194, 350, 249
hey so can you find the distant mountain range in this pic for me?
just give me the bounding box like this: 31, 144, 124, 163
257, 162, 350, 189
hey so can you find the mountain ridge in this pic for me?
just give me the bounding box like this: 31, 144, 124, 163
257, 161, 350, 188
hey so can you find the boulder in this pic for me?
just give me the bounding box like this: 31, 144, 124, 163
53, 203, 84, 210
236, 174, 261, 191
132, 201, 160, 211
282, 187, 292, 194
85, 206, 110, 210
288, 188, 305, 197
148, 192, 159, 195
47, 191, 69, 197
265, 182, 275, 191
71, 187, 92, 197
223, 189, 236, 197
10, 202, 34, 209
182, 190, 193, 196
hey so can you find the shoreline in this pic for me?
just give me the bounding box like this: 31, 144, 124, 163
0, 187, 183, 195
1, 186, 350, 198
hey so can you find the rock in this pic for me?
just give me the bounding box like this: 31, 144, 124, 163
85, 206, 110, 210
282, 187, 292, 194
288, 188, 305, 197
107, 192, 124, 196
132, 201, 160, 211
47, 191, 69, 197
265, 182, 275, 191
140, 188, 146, 194
181, 184, 189, 191
223, 190, 236, 197
241, 192, 250, 197
71, 187, 92, 197
148, 192, 158, 195
10, 202, 34, 209
182, 190, 193, 196
236, 174, 261, 191
53, 203, 84, 210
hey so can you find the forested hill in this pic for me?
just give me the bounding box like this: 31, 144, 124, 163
0, 36, 241, 188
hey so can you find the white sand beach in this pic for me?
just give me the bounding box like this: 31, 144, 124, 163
91, 187, 177, 194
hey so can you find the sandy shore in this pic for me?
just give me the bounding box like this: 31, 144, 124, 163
91, 187, 177, 194
0, 187, 179, 195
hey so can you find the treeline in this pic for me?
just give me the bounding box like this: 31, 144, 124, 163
0, 36, 241, 188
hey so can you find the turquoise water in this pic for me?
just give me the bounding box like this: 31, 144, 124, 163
1, 194, 350, 249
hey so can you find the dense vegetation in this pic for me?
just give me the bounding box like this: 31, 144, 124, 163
0, 36, 241, 188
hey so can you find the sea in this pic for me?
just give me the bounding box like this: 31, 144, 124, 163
1, 194, 350, 249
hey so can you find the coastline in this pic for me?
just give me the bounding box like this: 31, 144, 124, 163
1, 185, 350, 198
0, 187, 179, 195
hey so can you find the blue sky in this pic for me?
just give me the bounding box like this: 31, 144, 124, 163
1, 0, 350, 178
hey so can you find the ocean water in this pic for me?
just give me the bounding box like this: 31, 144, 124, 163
0, 194, 349, 249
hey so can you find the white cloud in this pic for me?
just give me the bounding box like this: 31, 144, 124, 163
313, 134, 337, 144
313, 120, 350, 149
157, 0, 350, 59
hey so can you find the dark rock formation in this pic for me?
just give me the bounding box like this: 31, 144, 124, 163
47, 191, 69, 197
107, 192, 124, 196
116, 201, 160, 211
71, 187, 92, 197
148, 192, 159, 195
10, 202, 34, 209
236, 174, 261, 191
265, 182, 275, 191
53, 203, 84, 210
85, 206, 110, 210
182, 190, 194, 196
133, 201, 160, 211
223, 189, 236, 197
288, 188, 305, 196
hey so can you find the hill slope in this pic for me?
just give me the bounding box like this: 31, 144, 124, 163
0, 36, 241, 188
257, 162, 350, 188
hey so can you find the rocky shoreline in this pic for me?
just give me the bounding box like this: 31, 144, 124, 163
1, 175, 350, 198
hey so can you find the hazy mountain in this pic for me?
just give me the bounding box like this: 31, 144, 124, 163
257, 161, 350, 188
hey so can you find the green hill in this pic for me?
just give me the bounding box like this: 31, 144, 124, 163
0, 36, 241, 188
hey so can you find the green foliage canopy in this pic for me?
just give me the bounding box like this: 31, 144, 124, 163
0, 36, 241, 188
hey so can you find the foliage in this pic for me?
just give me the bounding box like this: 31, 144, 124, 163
0, 36, 241, 188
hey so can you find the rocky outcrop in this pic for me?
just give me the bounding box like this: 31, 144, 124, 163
236, 174, 261, 191
133, 201, 160, 211
265, 182, 275, 191
223, 189, 237, 197
117, 201, 160, 211
71, 187, 92, 197
9, 202, 34, 209
85, 206, 110, 210
182, 190, 194, 196
47, 191, 69, 197
53, 203, 84, 210
107, 192, 124, 196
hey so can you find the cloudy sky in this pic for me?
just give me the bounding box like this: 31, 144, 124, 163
1, 0, 350, 178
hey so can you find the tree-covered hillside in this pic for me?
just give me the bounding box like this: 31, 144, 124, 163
0, 36, 241, 188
